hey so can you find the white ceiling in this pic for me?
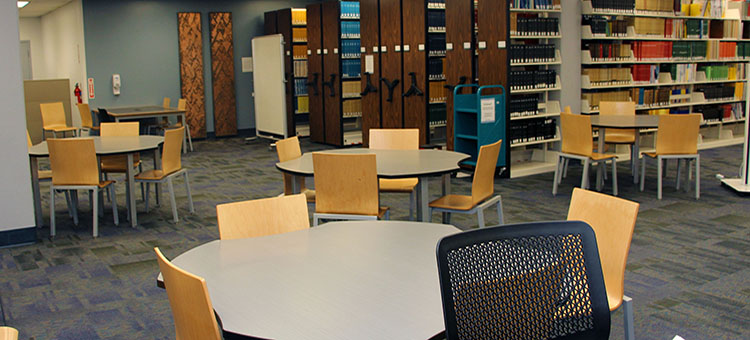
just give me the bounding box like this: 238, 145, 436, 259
19, 0, 73, 18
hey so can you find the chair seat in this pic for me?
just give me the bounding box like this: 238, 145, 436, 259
429, 194, 475, 211
54, 180, 114, 188
605, 133, 636, 144
379, 178, 418, 193
135, 168, 180, 181
45, 125, 77, 132
301, 188, 316, 203
101, 157, 142, 173
590, 152, 617, 161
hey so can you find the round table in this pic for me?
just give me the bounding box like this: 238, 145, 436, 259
589, 115, 659, 186
28, 136, 164, 228
276, 148, 470, 221
161, 221, 460, 340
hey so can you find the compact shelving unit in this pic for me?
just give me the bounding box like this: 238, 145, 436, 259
507, 1, 563, 178
580, 0, 748, 155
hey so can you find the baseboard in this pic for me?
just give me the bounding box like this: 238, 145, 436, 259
204, 128, 256, 140
0, 226, 37, 248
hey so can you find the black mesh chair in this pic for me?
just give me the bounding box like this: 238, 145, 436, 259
97, 108, 115, 125
436, 221, 611, 340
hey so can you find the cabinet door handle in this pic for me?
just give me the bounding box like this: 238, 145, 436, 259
444, 76, 468, 92
322, 74, 337, 97
360, 73, 378, 96
381, 78, 400, 102
305, 73, 320, 96
403, 72, 424, 98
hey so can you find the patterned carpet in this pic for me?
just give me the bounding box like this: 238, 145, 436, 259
0, 137, 748, 340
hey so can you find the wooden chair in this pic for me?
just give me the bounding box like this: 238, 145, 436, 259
567, 188, 639, 340
27, 131, 52, 182
0, 326, 18, 340
136, 127, 195, 222
369, 128, 419, 220
312, 153, 389, 226
553, 112, 618, 196
429, 140, 504, 228
217, 193, 309, 240
276, 136, 315, 202
99, 122, 144, 203
154, 247, 222, 340
600, 101, 637, 171
640, 114, 701, 199
40, 102, 78, 138
77, 103, 99, 135
48, 138, 119, 238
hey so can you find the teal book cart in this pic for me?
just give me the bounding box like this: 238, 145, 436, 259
453, 84, 506, 167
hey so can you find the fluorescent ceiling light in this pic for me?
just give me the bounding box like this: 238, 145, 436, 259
18, 1, 30, 8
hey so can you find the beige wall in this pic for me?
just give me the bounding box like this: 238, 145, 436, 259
1, 0, 35, 231
18, 17, 44, 80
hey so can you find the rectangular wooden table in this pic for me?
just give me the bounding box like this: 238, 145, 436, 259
106, 105, 192, 153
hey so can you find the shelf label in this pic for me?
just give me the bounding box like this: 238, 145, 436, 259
334, 48, 339, 54
418, 44, 425, 51
404, 45, 410, 52
286, 51, 291, 56
323, 49, 328, 55
463, 42, 471, 50
498, 41, 506, 49
361, 47, 366, 53
381, 46, 387, 53
373, 46, 379, 52
395, 45, 401, 52
478, 41, 487, 49
446, 43, 454, 51
481, 98, 495, 124
307, 50, 312, 55
316, 49, 321, 55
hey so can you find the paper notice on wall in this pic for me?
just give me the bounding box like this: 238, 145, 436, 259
480, 98, 495, 123
88, 78, 95, 99
241, 57, 253, 72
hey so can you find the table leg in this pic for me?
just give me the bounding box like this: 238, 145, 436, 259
597, 129, 606, 191
417, 177, 429, 222
154, 148, 162, 206
127, 153, 137, 227
441, 174, 451, 222
181, 114, 188, 154
633, 130, 641, 184
291, 175, 299, 194
181, 114, 193, 152
30, 157, 43, 228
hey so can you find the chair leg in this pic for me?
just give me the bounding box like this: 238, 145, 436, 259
98, 190, 105, 218
612, 159, 618, 196
110, 185, 119, 226
429, 207, 434, 223
695, 155, 700, 200
623, 296, 635, 340
445, 212, 451, 225
50, 187, 56, 238
384, 210, 390, 220
657, 156, 663, 200
104, 173, 111, 202
139, 164, 145, 200
581, 159, 590, 190
552, 155, 562, 195
167, 177, 178, 223
64, 190, 73, 217
477, 208, 485, 229
144, 183, 151, 212
496, 198, 504, 225
409, 190, 415, 221
183, 172, 194, 213
562, 158, 569, 179
70, 191, 79, 226
640, 156, 646, 191
313, 214, 320, 227
676, 159, 682, 190
92, 189, 99, 238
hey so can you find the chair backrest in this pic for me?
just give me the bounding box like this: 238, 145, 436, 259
655, 114, 701, 155
471, 139, 502, 205
563, 105, 573, 114
26, 130, 33, 148
97, 108, 115, 124
567, 188, 639, 311
163, 97, 171, 108
217, 194, 310, 240
162, 127, 185, 174
599, 101, 636, 138
561, 112, 594, 157
276, 136, 304, 195
177, 98, 187, 110
313, 153, 379, 215
0, 326, 18, 340
436, 221, 611, 340
154, 247, 221, 340
100, 122, 139, 137
48, 138, 100, 186
368, 128, 419, 150
77, 103, 94, 129
39, 102, 67, 128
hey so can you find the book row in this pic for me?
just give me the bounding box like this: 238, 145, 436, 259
340, 1, 360, 19
293, 79, 309, 96
428, 11, 446, 31
293, 28, 307, 42
293, 60, 308, 78
509, 118, 557, 145
341, 21, 360, 39
343, 99, 362, 118
509, 95, 540, 118
341, 39, 361, 58
694, 102, 744, 121
511, 15, 560, 36
509, 70, 557, 90
429, 82, 448, 103
583, 63, 747, 84
510, 0, 561, 10
428, 35, 446, 56
291, 9, 306, 26
428, 59, 444, 80
590, 0, 728, 19
342, 81, 362, 98
342, 59, 361, 79
295, 96, 309, 114
509, 44, 556, 63
428, 105, 447, 126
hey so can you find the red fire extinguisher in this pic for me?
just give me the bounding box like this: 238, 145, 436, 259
74, 83, 83, 104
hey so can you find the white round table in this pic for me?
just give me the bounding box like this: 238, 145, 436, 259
28, 136, 164, 228
160, 221, 460, 340
276, 149, 470, 221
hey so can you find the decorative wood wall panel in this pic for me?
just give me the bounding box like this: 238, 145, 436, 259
477, 1, 508, 92
360, 0, 382, 146
306, 4, 325, 143
402, 0, 427, 145
178, 12, 206, 139
210, 12, 238, 137
444, 0, 474, 150
379, 0, 402, 129
322, 1, 342, 145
